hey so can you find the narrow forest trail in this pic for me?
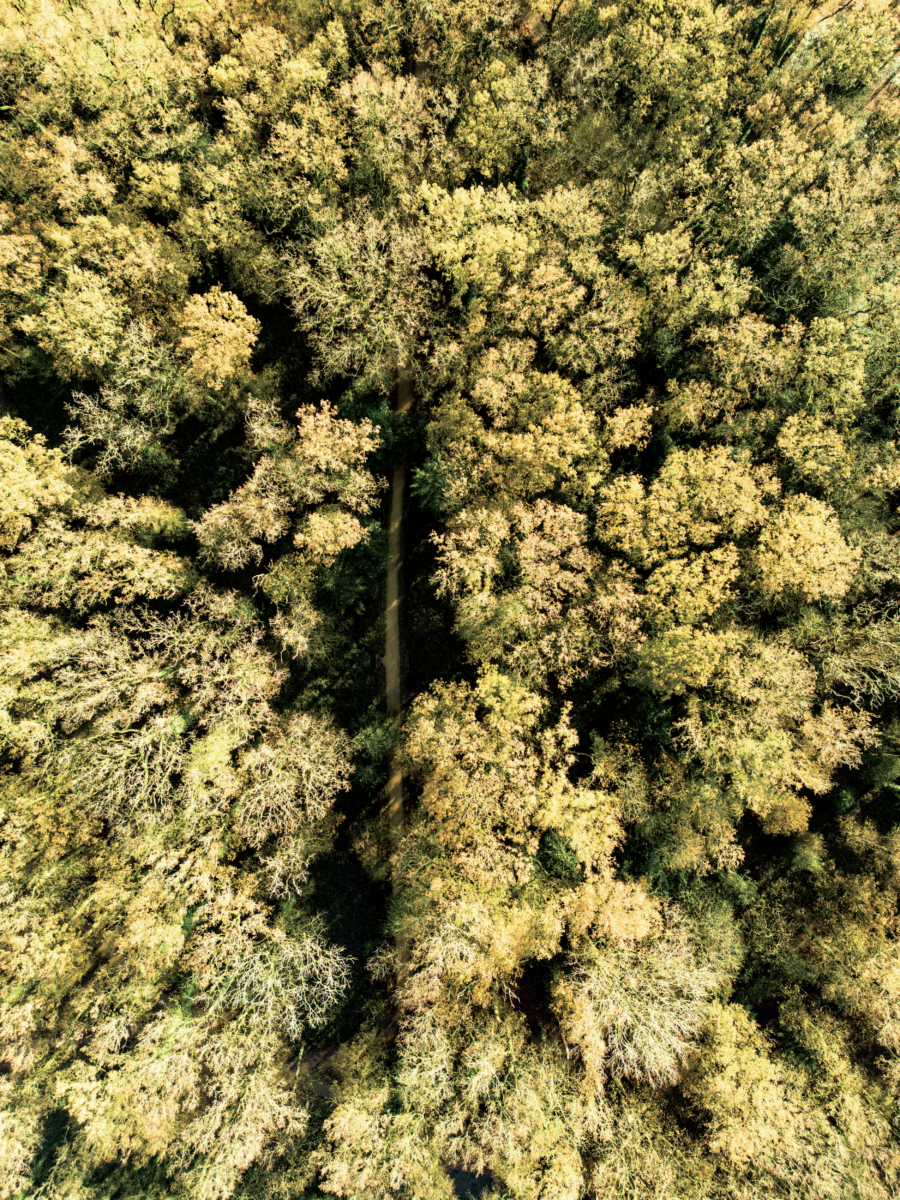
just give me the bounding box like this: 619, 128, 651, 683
385, 366, 414, 981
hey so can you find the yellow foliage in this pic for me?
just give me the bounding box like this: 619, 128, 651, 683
179, 286, 260, 391
401, 870, 567, 1010
1, 420, 194, 612
0, 416, 74, 550
757, 493, 861, 602
293, 508, 368, 566
421, 181, 535, 307
340, 64, 450, 196
315, 1095, 451, 1199
597, 446, 776, 566
643, 545, 740, 628
287, 210, 434, 388
429, 342, 604, 510
56, 1014, 312, 1198
554, 907, 723, 1091
685, 1001, 851, 1194
455, 59, 563, 179
391, 1006, 588, 1200
435, 499, 641, 686
45, 214, 191, 312
421, 182, 643, 394
646, 769, 746, 874
604, 401, 655, 451
661, 314, 800, 431
0, 1102, 40, 1200
190, 907, 351, 1038
777, 412, 853, 495
196, 401, 379, 569
620, 229, 752, 332
3, 0, 900, 1194
798, 316, 868, 422
17, 264, 127, 379
629, 625, 742, 696
404, 669, 619, 889
236, 710, 352, 844
6, 517, 193, 612
635, 630, 876, 870
10, 132, 116, 220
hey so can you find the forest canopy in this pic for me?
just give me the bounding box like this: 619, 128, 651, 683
2, 1, 900, 1197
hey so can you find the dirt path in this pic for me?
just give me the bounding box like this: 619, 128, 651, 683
385, 365, 414, 981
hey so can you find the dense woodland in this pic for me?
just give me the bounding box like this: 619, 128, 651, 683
4, 0, 900, 1196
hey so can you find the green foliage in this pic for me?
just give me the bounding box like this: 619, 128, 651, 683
3, 0, 900, 1196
